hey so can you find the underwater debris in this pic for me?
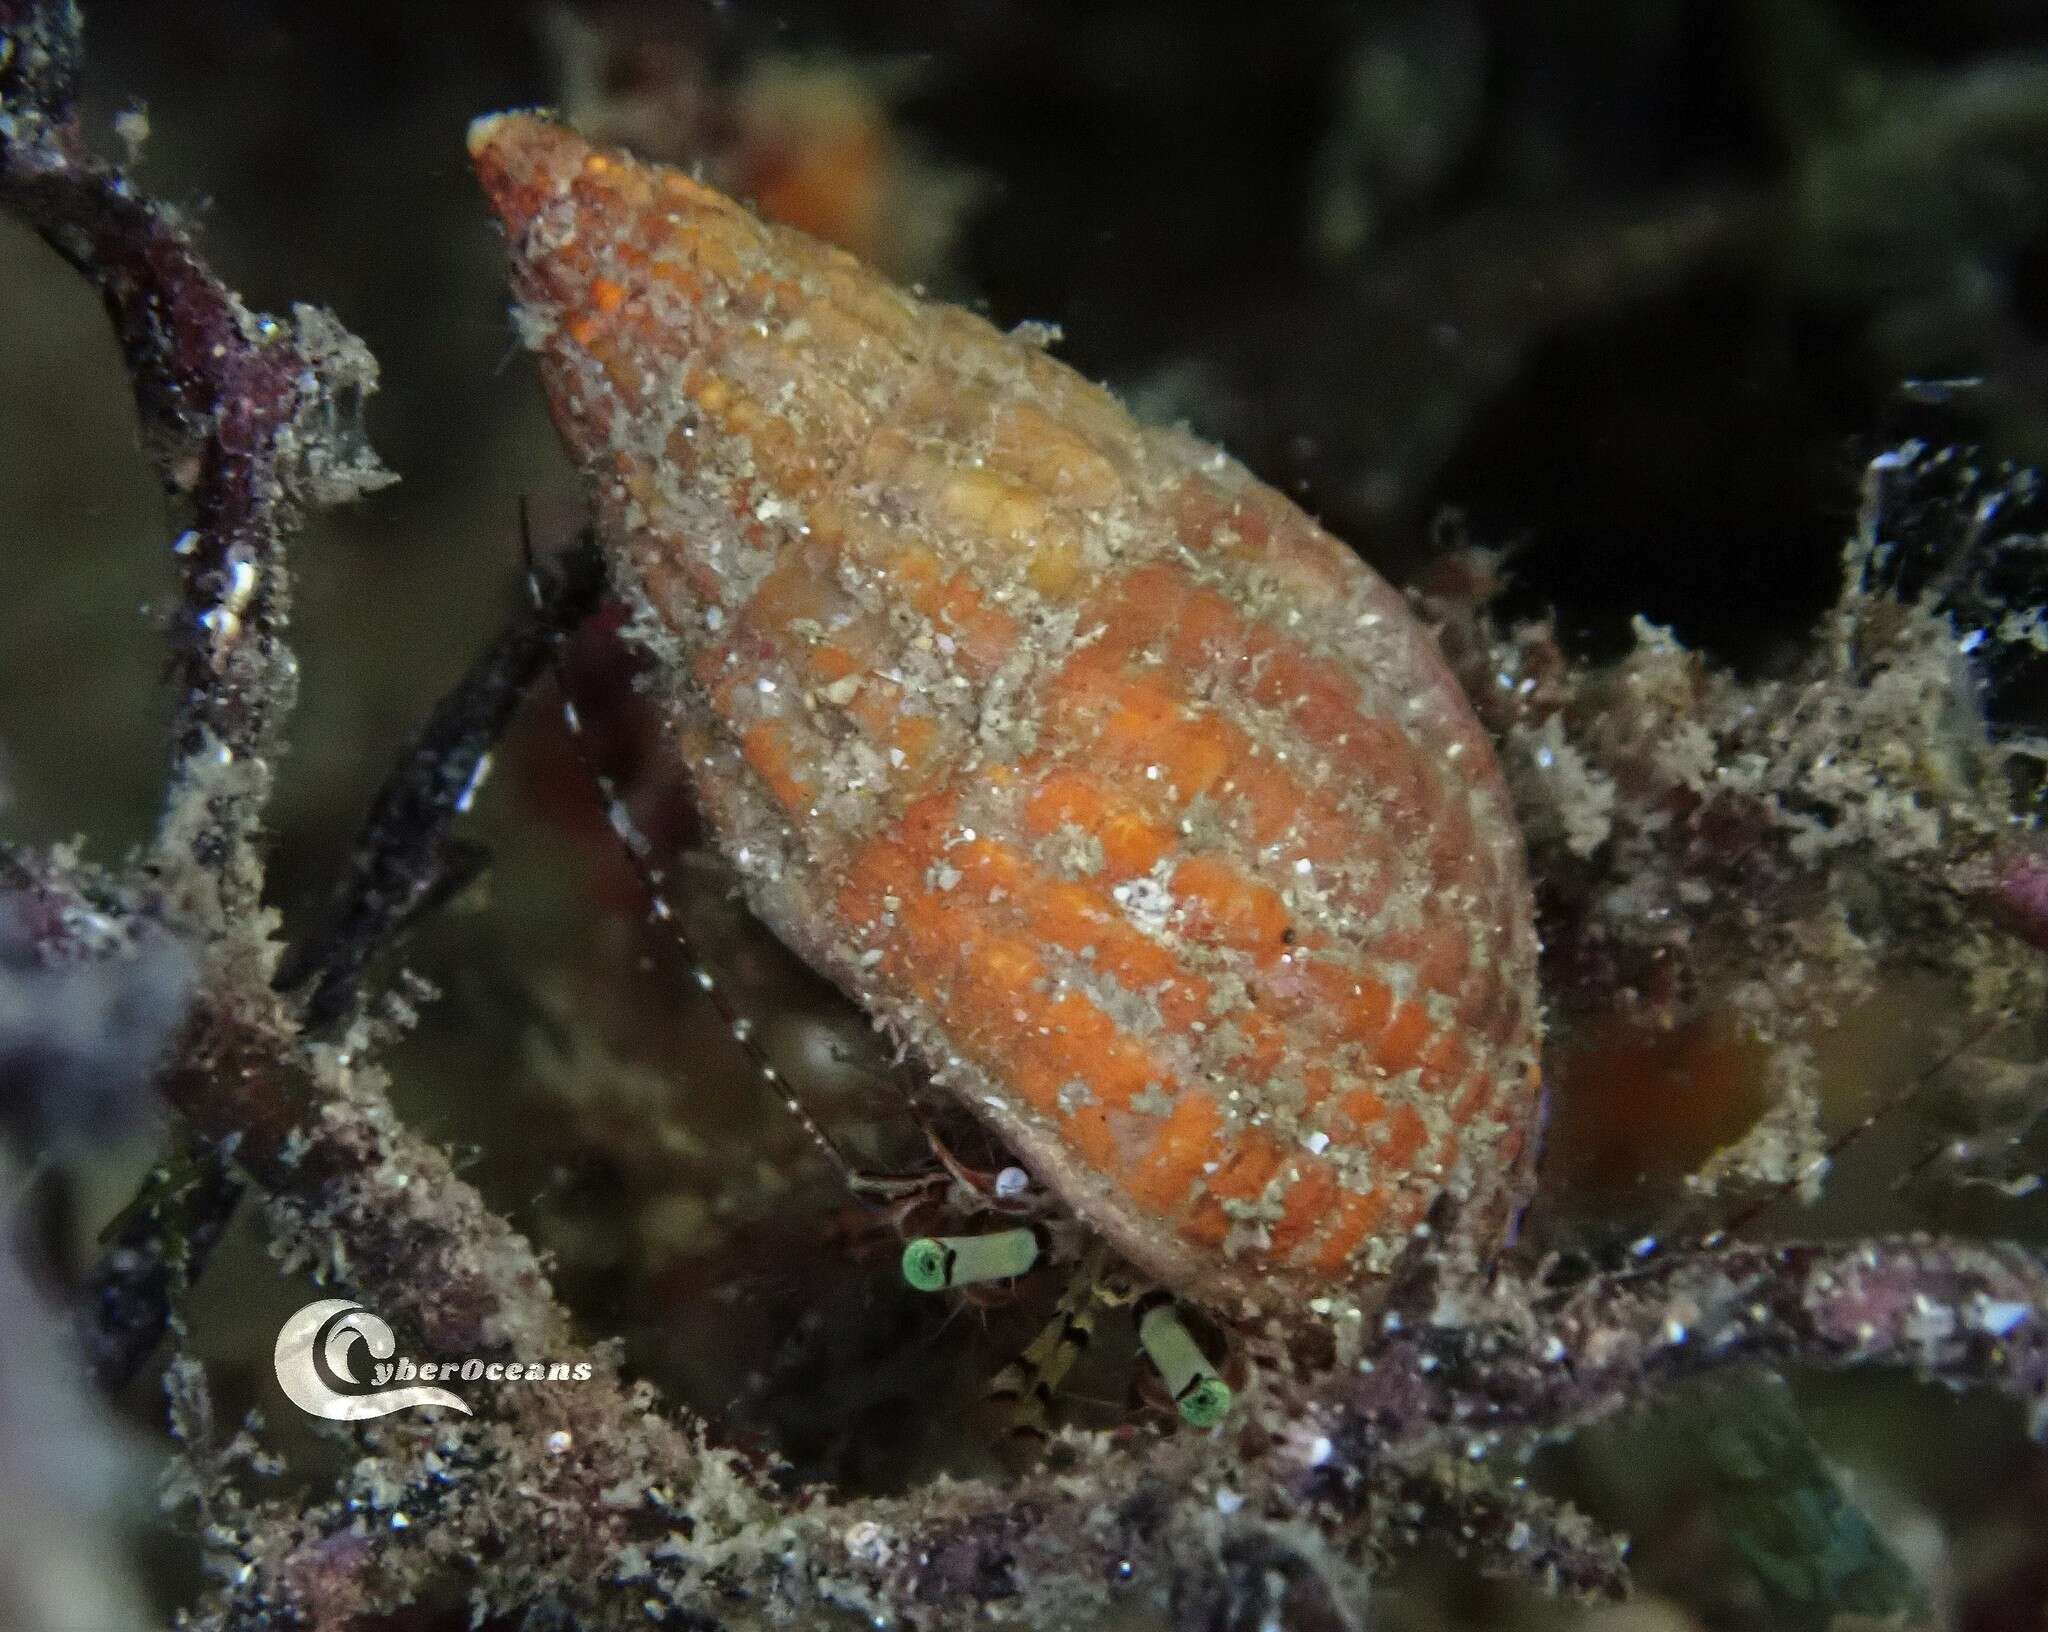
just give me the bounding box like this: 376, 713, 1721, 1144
0, 856, 191, 1156
1422, 439, 2048, 1194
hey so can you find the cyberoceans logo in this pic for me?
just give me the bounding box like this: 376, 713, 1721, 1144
274, 1299, 472, 1420
273, 1299, 600, 1420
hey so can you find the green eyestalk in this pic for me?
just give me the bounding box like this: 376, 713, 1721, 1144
902, 1227, 1042, 1292
1138, 1300, 1233, 1427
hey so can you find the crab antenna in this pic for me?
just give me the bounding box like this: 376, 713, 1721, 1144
518, 506, 862, 1187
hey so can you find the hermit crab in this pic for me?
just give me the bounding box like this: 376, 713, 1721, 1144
470, 110, 1547, 1427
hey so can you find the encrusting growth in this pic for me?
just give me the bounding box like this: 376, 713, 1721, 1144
469, 110, 1544, 1325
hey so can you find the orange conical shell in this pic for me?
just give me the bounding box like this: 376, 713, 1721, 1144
472, 111, 1543, 1323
